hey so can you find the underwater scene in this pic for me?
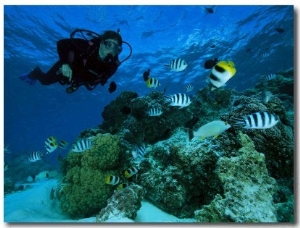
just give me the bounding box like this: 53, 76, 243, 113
4, 5, 294, 223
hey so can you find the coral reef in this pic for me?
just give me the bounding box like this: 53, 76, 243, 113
194, 132, 277, 222
220, 92, 294, 180
140, 129, 224, 218
53, 67, 293, 221
57, 133, 127, 219
96, 183, 144, 222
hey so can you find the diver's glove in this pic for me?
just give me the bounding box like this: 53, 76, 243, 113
108, 81, 117, 93
19, 67, 42, 85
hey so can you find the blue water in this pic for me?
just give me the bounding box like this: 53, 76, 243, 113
4, 5, 294, 167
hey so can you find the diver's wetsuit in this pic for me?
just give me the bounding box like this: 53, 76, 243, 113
29, 38, 119, 91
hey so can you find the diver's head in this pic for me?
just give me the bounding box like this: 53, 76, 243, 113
99, 31, 122, 63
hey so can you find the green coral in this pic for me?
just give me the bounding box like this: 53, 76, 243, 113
58, 133, 125, 219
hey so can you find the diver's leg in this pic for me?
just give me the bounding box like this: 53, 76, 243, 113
20, 61, 62, 85
38, 61, 62, 85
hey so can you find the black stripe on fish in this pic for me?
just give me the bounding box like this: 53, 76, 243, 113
266, 111, 272, 126
253, 112, 259, 127
210, 72, 221, 82
214, 65, 226, 73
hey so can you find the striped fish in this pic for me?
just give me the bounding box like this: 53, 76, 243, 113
184, 83, 194, 92
165, 58, 188, 72
71, 138, 93, 152
260, 52, 270, 58
231, 111, 279, 129
24, 151, 45, 162
58, 140, 69, 149
147, 107, 163, 116
261, 73, 277, 82
132, 144, 147, 161
45, 136, 58, 154
105, 175, 120, 185
117, 183, 128, 190
165, 93, 192, 109
124, 166, 139, 178
146, 77, 161, 89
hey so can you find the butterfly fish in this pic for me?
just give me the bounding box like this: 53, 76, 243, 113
146, 77, 161, 89
124, 166, 139, 178
58, 140, 69, 149
105, 175, 120, 185
45, 136, 58, 154
208, 60, 236, 91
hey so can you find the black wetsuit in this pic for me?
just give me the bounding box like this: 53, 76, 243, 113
30, 38, 120, 92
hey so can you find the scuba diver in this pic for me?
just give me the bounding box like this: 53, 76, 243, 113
20, 29, 132, 94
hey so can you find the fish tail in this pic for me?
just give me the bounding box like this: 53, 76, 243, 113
230, 117, 245, 127
164, 95, 171, 103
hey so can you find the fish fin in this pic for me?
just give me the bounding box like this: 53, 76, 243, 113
187, 129, 194, 141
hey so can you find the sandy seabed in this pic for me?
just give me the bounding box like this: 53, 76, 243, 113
4, 179, 195, 224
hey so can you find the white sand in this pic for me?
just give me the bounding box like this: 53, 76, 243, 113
4, 179, 195, 223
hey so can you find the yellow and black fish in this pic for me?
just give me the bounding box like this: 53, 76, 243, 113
117, 183, 128, 190
105, 175, 120, 185
208, 60, 236, 91
124, 166, 139, 178
146, 77, 161, 89
58, 140, 68, 149
45, 136, 58, 154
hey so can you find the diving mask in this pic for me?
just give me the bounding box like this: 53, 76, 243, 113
103, 40, 122, 55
